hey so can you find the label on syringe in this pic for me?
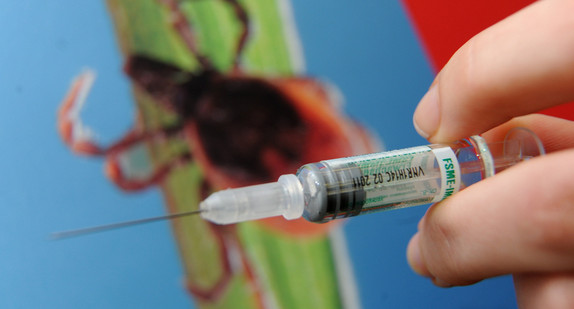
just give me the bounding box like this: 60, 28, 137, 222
324, 145, 461, 214
430, 147, 461, 202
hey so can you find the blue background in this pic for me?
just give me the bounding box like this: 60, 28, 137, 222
0, 0, 516, 308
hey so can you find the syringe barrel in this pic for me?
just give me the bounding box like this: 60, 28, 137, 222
200, 128, 543, 225
297, 146, 449, 222
298, 129, 544, 223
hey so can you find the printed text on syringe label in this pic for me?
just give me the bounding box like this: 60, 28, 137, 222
431, 146, 461, 202
351, 165, 426, 188
349, 146, 433, 186
330, 146, 461, 210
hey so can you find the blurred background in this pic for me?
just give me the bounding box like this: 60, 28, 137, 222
2, 0, 557, 308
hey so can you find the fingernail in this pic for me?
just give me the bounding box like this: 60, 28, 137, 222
407, 233, 431, 277
413, 84, 440, 139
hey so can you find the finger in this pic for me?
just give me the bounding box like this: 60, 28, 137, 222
407, 148, 574, 286
514, 273, 574, 308
407, 115, 574, 285
413, 0, 574, 142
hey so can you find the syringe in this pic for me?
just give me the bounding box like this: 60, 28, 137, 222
199, 128, 545, 224
53, 128, 544, 239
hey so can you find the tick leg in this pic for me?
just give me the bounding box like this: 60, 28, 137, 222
58, 70, 102, 155
59, 71, 190, 191
158, 0, 212, 69
221, 0, 250, 71
105, 150, 192, 191
157, 0, 250, 72
186, 222, 233, 302
59, 70, 183, 156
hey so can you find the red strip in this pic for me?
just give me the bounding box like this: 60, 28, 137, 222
401, 0, 574, 120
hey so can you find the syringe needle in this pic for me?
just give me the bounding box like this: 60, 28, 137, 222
51, 209, 204, 240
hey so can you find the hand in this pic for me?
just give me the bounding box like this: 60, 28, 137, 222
408, 0, 574, 307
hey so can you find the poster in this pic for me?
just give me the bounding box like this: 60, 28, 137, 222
0, 0, 542, 308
